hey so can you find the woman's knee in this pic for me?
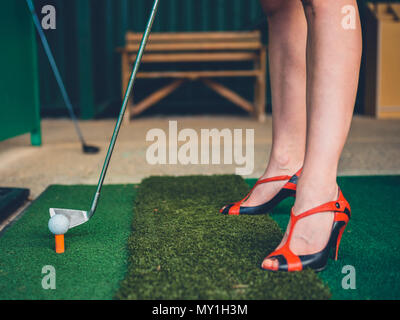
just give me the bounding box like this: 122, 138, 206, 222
260, 0, 287, 17
301, 0, 334, 11
301, 0, 356, 18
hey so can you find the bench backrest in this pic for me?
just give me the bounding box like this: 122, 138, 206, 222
124, 31, 262, 52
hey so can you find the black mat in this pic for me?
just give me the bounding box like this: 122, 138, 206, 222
0, 187, 29, 224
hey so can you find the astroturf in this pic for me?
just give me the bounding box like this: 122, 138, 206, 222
115, 175, 331, 300
1, 176, 398, 300
247, 175, 400, 300
0, 184, 136, 300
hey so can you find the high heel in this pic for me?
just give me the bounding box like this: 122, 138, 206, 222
261, 188, 351, 272
220, 168, 302, 215
333, 224, 347, 261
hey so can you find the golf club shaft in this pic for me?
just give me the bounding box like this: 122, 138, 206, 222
26, 0, 87, 145
89, 0, 160, 217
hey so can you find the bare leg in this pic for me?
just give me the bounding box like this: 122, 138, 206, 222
262, 0, 362, 270
242, 0, 307, 206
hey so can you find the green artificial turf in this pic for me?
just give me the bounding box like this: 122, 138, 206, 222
0, 184, 136, 300
247, 175, 400, 300
2, 175, 397, 300
115, 175, 331, 300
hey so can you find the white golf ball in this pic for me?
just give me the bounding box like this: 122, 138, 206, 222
48, 214, 70, 235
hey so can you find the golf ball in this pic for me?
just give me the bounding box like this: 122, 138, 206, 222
48, 214, 70, 235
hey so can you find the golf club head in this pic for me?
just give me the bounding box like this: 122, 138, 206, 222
49, 208, 89, 229
82, 144, 100, 154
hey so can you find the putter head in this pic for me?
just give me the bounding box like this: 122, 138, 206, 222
82, 144, 100, 154
49, 208, 89, 229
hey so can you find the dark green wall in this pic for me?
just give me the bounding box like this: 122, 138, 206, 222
34, 0, 266, 119
0, 0, 41, 145
33, 0, 397, 119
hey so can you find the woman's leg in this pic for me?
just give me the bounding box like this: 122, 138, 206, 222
243, 0, 307, 206
262, 0, 362, 269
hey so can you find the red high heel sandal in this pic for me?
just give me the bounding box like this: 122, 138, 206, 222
261, 187, 351, 272
220, 168, 302, 215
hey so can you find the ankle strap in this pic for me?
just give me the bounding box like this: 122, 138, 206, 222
238, 175, 292, 205
290, 190, 349, 223
256, 175, 292, 186
256, 167, 302, 186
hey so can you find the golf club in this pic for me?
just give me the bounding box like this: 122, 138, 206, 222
26, 0, 100, 154
49, 0, 160, 228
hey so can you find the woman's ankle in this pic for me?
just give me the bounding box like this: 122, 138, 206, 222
263, 152, 303, 178
293, 176, 338, 215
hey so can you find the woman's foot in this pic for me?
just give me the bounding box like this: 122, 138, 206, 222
242, 159, 302, 207
223, 151, 303, 209
242, 169, 293, 207
220, 163, 301, 214
261, 180, 338, 270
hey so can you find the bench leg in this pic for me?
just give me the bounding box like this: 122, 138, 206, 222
256, 46, 267, 123
254, 76, 260, 118
255, 75, 267, 123
124, 96, 133, 124
201, 78, 254, 113
132, 79, 186, 116
121, 52, 132, 125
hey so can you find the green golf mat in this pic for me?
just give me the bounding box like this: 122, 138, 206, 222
115, 175, 330, 300
0, 176, 399, 299
0, 184, 136, 300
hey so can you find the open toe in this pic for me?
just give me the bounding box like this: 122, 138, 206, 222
261, 188, 351, 272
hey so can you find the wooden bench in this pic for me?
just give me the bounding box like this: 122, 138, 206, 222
118, 31, 267, 122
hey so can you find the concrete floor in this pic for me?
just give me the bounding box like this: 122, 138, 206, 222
0, 115, 399, 200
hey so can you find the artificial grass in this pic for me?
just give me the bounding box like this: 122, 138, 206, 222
0, 184, 136, 300
247, 175, 400, 300
2, 175, 397, 300
115, 175, 331, 300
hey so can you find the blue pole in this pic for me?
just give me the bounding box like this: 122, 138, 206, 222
26, 0, 86, 144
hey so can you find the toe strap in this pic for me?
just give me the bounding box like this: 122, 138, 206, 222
227, 202, 241, 215
220, 202, 241, 215
266, 247, 303, 272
